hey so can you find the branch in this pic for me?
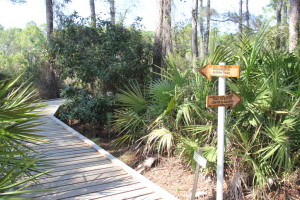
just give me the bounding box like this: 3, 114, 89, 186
9, 0, 26, 3
211, 18, 238, 23
211, 18, 255, 31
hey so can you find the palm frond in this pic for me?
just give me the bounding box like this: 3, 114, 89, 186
112, 109, 146, 135
158, 58, 189, 87
0, 76, 48, 197
148, 79, 174, 111
143, 128, 175, 156
116, 83, 147, 113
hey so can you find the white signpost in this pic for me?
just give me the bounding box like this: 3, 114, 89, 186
198, 62, 241, 200
216, 63, 226, 200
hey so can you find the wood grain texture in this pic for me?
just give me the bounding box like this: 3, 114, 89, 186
19, 100, 177, 200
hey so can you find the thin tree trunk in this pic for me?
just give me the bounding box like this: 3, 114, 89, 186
205, 0, 210, 55
109, 0, 116, 25
239, 0, 243, 35
199, 0, 205, 59
283, 1, 288, 24
276, 0, 283, 49
282, 1, 288, 51
153, 0, 164, 75
45, 0, 60, 98
246, 0, 249, 30
46, 0, 53, 43
163, 0, 173, 56
90, 0, 96, 28
192, 0, 198, 59
288, 0, 300, 52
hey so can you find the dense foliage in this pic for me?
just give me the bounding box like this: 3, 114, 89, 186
51, 14, 152, 94
58, 86, 115, 125
0, 23, 46, 79
0, 23, 59, 99
53, 15, 153, 126
112, 28, 300, 199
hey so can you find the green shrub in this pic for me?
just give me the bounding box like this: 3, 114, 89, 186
58, 86, 115, 125
51, 14, 152, 94
52, 14, 152, 127
225, 30, 300, 197
112, 58, 214, 156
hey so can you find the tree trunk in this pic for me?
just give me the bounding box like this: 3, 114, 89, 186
239, 0, 243, 35
283, 1, 288, 24
282, 1, 288, 51
153, 0, 172, 75
246, 0, 249, 30
109, 0, 116, 25
45, 0, 60, 99
90, 0, 96, 28
276, 0, 283, 49
153, 0, 164, 75
162, 0, 173, 56
288, 0, 299, 52
199, 0, 205, 59
205, 0, 211, 55
46, 0, 53, 43
192, 0, 198, 59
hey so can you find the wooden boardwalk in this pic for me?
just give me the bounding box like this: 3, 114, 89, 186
23, 99, 177, 200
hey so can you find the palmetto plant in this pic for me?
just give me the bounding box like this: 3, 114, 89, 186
0, 76, 49, 198
112, 83, 149, 146
113, 26, 300, 199
226, 28, 300, 198
113, 57, 215, 158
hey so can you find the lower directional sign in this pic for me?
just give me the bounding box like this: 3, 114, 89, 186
193, 151, 207, 168
206, 91, 242, 108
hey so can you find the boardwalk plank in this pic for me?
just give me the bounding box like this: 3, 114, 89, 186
39, 163, 117, 178
43, 153, 105, 164
42, 155, 108, 167
125, 193, 162, 200
29, 177, 137, 199
95, 188, 157, 200
37, 146, 93, 154
33, 139, 87, 145
42, 151, 102, 160
41, 159, 111, 172
34, 130, 71, 134
18, 100, 177, 200
33, 167, 123, 184
28, 139, 84, 147
37, 148, 94, 158
34, 144, 89, 151
36, 134, 78, 140
61, 183, 146, 200
27, 170, 128, 190
34, 142, 90, 151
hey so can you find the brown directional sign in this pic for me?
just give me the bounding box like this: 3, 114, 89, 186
199, 62, 240, 81
206, 91, 242, 108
